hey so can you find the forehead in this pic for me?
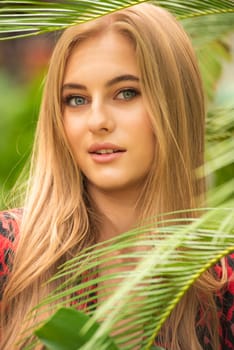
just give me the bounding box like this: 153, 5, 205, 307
64, 30, 138, 81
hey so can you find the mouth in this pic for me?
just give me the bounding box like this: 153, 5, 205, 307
90, 149, 125, 155
88, 143, 126, 154
88, 143, 126, 163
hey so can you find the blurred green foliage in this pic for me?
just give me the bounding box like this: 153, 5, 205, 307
0, 69, 44, 209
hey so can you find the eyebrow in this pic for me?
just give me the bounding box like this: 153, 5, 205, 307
62, 74, 139, 91
106, 74, 139, 87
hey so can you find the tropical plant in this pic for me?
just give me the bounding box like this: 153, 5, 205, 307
27, 207, 233, 350
0, 1, 233, 349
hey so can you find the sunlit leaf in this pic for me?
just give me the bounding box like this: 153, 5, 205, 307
35, 308, 118, 350
0, 0, 233, 39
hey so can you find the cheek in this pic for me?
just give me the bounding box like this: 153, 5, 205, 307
63, 120, 83, 161
137, 112, 155, 147
64, 115, 83, 142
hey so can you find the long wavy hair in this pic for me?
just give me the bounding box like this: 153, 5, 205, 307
1, 3, 226, 349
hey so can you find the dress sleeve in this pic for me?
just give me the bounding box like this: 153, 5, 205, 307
0, 209, 21, 300
216, 253, 234, 350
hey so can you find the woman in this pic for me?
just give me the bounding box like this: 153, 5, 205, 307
0, 3, 233, 349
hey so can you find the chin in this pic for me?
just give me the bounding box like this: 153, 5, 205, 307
95, 182, 127, 192
90, 177, 144, 194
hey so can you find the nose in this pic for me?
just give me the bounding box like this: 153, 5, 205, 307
88, 101, 115, 134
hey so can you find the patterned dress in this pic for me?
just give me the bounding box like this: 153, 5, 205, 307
0, 210, 233, 349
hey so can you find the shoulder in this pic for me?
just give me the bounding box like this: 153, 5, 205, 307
0, 209, 22, 299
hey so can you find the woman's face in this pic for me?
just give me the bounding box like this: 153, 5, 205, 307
62, 30, 155, 195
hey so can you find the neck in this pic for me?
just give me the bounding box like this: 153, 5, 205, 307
88, 185, 141, 242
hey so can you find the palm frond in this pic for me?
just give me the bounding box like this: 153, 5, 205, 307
0, 0, 147, 40
23, 206, 234, 350
153, 0, 234, 19
0, 0, 234, 40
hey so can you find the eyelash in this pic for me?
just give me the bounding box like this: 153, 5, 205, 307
115, 88, 140, 100
63, 88, 140, 107
63, 95, 89, 107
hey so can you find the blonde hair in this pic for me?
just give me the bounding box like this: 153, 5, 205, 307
0, 3, 225, 349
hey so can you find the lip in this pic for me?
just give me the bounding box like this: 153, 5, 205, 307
88, 142, 126, 153
88, 142, 126, 164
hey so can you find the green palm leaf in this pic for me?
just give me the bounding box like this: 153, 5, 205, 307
35, 308, 119, 350
22, 206, 234, 350
0, 0, 147, 39
0, 0, 234, 40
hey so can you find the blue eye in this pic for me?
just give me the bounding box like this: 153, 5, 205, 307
65, 95, 88, 107
117, 89, 139, 100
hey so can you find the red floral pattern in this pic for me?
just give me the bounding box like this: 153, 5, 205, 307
0, 209, 21, 300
